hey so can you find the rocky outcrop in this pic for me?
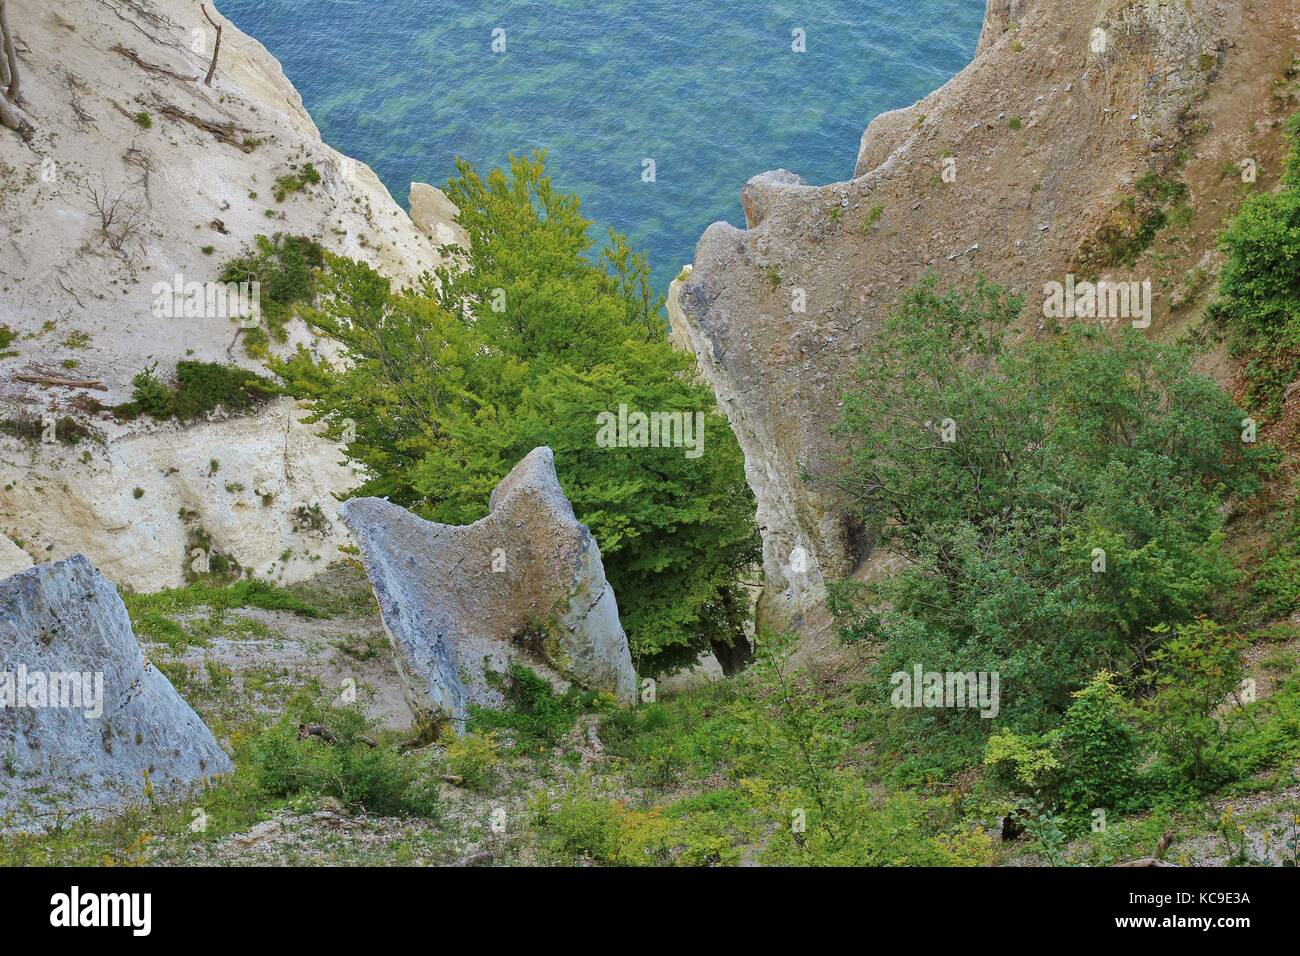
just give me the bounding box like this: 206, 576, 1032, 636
0, 0, 461, 588
0, 555, 231, 823
409, 181, 469, 250
675, 0, 1298, 632
340, 447, 636, 729
0, 532, 30, 579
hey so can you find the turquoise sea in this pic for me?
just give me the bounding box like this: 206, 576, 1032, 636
219, 0, 985, 291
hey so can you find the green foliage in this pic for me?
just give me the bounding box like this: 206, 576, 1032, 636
1056, 672, 1143, 819
248, 692, 439, 816
219, 234, 324, 356
272, 162, 321, 202
984, 674, 1142, 830
830, 277, 1260, 764
469, 663, 605, 747
1242, 503, 1300, 625
1216, 111, 1300, 413
274, 152, 758, 672
122, 361, 276, 421
1142, 619, 1246, 789
1084, 172, 1190, 268
443, 731, 501, 791
124, 578, 328, 648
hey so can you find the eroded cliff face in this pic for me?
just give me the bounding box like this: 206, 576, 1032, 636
0, 0, 460, 588
676, 0, 1300, 633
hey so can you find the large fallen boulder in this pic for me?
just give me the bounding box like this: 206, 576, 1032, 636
340, 447, 637, 729
0, 556, 232, 824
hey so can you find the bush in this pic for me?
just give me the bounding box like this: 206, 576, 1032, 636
443, 731, 500, 791
220, 234, 325, 355
122, 361, 276, 421
1055, 672, 1143, 821
469, 663, 605, 747
831, 277, 1260, 762
247, 694, 438, 817
1142, 619, 1246, 790
1216, 110, 1300, 413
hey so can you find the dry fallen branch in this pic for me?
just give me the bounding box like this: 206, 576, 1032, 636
109, 43, 197, 82
296, 723, 378, 748
15, 375, 108, 391
158, 104, 252, 152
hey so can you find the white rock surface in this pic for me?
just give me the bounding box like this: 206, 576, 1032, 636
0, 0, 459, 589
340, 448, 637, 729
0, 532, 31, 579
0, 554, 232, 823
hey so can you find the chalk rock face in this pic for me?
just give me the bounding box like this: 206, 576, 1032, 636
0, 0, 461, 592
0, 534, 31, 580
340, 448, 637, 727
0, 556, 232, 822
675, 0, 1279, 633
409, 182, 470, 250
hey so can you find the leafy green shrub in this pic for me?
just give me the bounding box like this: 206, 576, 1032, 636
469, 663, 605, 747
762, 779, 992, 866
443, 731, 500, 791
272, 163, 321, 202
247, 693, 438, 816
1216, 111, 1300, 412
122, 361, 276, 421
1142, 619, 1246, 790
1055, 672, 1143, 820
1242, 505, 1300, 625
535, 790, 624, 862
220, 234, 324, 355
830, 277, 1260, 764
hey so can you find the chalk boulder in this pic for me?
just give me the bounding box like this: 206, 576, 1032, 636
340, 448, 637, 728
0, 556, 232, 823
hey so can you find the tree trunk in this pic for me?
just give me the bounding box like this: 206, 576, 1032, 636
0, 0, 30, 138
0, 0, 19, 101
202, 5, 223, 87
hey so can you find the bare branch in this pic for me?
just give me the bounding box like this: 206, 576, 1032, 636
201, 5, 224, 87
83, 178, 148, 256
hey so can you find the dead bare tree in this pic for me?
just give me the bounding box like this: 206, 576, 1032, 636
0, 0, 33, 138
84, 179, 147, 255
201, 5, 223, 86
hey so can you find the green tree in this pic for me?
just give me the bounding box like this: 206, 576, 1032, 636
276, 152, 758, 673
1142, 619, 1246, 788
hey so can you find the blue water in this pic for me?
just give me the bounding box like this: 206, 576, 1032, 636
219, 0, 984, 292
